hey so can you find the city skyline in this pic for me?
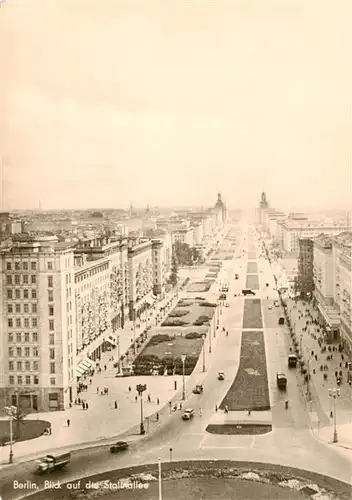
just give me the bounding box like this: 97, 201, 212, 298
1, 0, 351, 210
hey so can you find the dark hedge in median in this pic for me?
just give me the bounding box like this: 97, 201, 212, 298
220, 331, 270, 411
242, 299, 263, 329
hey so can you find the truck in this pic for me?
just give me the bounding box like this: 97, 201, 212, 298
276, 373, 287, 390
35, 452, 71, 474
288, 354, 297, 368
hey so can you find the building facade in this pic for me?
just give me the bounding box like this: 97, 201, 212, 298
332, 232, 352, 355
313, 235, 340, 343
282, 223, 351, 253
0, 234, 172, 412
297, 238, 314, 298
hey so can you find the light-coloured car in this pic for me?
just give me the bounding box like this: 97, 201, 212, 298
182, 408, 195, 420
268, 305, 272, 310
225, 302, 230, 307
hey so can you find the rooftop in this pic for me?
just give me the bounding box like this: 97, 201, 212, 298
333, 231, 352, 247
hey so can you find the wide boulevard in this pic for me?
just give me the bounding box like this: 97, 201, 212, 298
0, 221, 351, 500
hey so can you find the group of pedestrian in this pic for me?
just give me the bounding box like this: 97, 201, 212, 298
97, 386, 109, 395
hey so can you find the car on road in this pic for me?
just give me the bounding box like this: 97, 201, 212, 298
234, 274, 239, 279
242, 289, 255, 296
182, 408, 195, 420
276, 373, 287, 390
268, 304, 272, 310
274, 301, 279, 307
110, 441, 129, 453
225, 302, 230, 307
192, 384, 203, 394
218, 371, 225, 380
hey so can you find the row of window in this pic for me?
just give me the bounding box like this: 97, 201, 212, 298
8, 318, 38, 328
8, 332, 39, 343
6, 261, 39, 271
7, 275, 37, 285
9, 375, 41, 385
8, 303, 37, 314
7, 289, 37, 300
9, 360, 56, 373
9, 346, 39, 357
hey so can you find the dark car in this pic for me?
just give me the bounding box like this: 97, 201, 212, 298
242, 289, 255, 296
110, 441, 129, 453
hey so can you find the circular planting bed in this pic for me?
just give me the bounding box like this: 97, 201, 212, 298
0, 419, 50, 445
24, 460, 351, 500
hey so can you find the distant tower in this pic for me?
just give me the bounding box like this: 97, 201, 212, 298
214, 192, 227, 223
258, 191, 269, 225
260, 192, 268, 209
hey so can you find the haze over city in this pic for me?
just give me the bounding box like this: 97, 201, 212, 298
0, 0, 351, 210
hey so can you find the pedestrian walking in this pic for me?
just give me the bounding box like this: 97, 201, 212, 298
82, 402, 85, 409
156, 412, 159, 421
86, 403, 89, 410
199, 408, 202, 417
247, 409, 251, 416
114, 401, 118, 409
215, 404, 218, 412
128, 386, 131, 392
147, 394, 151, 403
67, 419, 70, 427
157, 397, 160, 405
135, 395, 138, 402
104, 364, 107, 371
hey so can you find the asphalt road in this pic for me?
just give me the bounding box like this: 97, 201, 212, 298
0, 223, 351, 500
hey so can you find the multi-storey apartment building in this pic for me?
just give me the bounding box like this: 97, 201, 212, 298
0, 236, 76, 412
312, 235, 340, 343
282, 222, 351, 253
297, 238, 314, 298
0, 234, 171, 412
128, 238, 154, 321
332, 232, 352, 355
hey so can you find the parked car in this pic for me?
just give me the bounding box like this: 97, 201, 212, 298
182, 408, 195, 420
110, 441, 129, 453
218, 371, 225, 380
242, 289, 255, 296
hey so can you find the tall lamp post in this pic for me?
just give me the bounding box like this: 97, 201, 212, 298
202, 334, 206, 372
328, 388, 340, 443
158, 457, 163, 500
4, 405, 17, 464
181, 355, 186, 400
136, 384, 147, 434
133, 313, 136, 355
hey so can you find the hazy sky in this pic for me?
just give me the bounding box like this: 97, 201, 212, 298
0, 0, 351, 210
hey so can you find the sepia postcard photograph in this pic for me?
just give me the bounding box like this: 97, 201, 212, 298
0, 1, 351, 499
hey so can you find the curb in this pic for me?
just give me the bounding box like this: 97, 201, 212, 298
0, 319, 218, 470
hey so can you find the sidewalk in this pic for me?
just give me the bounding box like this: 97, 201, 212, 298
0, 283, 226, 467
0, 289, 180, 466
286, 298, 352, 450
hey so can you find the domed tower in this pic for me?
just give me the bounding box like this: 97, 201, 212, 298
260, 192, 269, 209
214, 193, 227, 223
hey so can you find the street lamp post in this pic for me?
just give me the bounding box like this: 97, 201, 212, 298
117, 335, 121, 374
202, 335, 206, 372
4, 405, 17, 464
329, 388, 340, 443
181, 355, 186, 401
158, 457, 163, 500
133, 314, 136, 355
136, 384, 147, 435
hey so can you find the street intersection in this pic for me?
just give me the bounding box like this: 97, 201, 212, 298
0, 223, 351, 500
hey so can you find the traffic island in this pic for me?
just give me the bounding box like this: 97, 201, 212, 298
242, 299, 263, 329
245, 274, 259, 290
206, 423, 272, 435
247, 262, 258, 273
22, 460, 352, 500
219, 331, 270, 411
0, 419, 50, 446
